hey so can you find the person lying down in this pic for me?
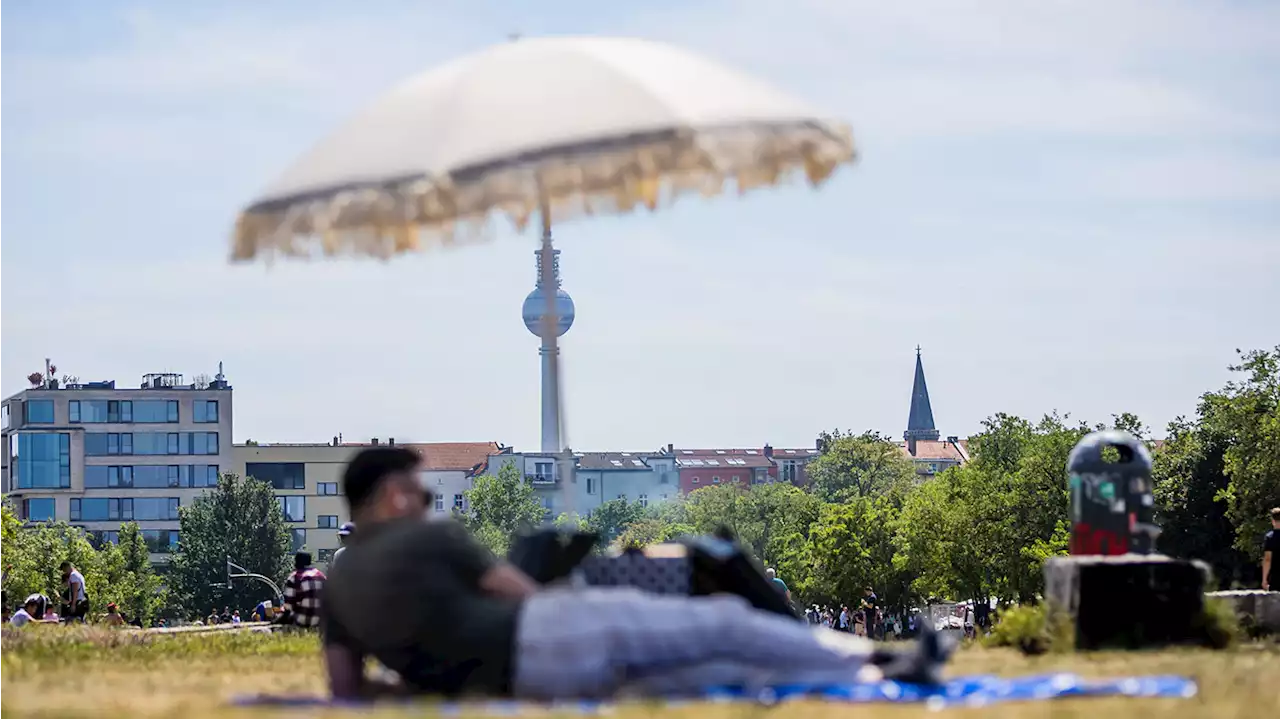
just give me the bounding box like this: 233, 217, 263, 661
323, 447, 954, 701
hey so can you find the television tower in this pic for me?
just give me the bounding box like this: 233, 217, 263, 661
521, 238, 575, 453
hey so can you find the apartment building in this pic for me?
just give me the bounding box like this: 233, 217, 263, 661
2, 368, 234, 561
233, 439, 499, 565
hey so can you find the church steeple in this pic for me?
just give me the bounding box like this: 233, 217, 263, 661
904, 346, 940, 450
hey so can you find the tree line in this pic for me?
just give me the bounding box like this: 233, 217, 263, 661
3, 346, 1275, 621
465, 347, 1280, 609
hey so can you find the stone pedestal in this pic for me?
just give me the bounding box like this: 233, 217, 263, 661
1206, 590, 1280, 634
1044, 554, 1211, 649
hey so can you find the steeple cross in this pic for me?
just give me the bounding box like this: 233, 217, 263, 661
915, 344, 922, 356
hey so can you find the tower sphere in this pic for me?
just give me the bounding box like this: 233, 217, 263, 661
522, 287, 575, 337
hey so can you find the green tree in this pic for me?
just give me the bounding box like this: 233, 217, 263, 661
614, 516, 695, 549
683, 482, 821, 597
464, 461, 546, 556
166, 473, 292, 618
895, 413, 1089, 605
1202, 347, 1280, 556
804, 495, 903, 607
116, 523, 166, 625
1, 513, 109, 613
808, 430, 918, 503
1152, 416, 1250, 586
585, 499, 644, 546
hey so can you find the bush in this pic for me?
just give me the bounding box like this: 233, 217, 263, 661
1193, 597, 1240, 649
984, 603, 1072, 655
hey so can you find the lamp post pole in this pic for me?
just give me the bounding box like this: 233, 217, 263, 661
225, 556, 284, 606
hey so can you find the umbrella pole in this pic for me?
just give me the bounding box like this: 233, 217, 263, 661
538, 198, 576, 526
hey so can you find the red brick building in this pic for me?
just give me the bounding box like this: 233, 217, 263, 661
674, 448, 774, 494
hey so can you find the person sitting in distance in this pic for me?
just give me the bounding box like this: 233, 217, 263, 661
322, 447, 953, 701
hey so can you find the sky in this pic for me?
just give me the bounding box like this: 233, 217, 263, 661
2, 0, 1278, 451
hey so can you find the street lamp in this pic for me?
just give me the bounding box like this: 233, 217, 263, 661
224, 556, 284, 606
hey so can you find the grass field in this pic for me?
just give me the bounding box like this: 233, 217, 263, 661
2, 626, 1276, 718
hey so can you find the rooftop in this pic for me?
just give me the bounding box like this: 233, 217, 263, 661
576, 452, 654, 471
13, 366, 232, 394
900, 438, 969, 462
235, 440, 503, 472
674, 453, 775, 469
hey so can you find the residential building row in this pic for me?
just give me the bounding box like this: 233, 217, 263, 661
2, 351, 961, 565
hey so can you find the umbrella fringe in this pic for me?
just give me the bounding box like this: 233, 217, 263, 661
231, 121, 855, 262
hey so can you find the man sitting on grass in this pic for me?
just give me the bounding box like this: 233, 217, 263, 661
322, 447, 952, 702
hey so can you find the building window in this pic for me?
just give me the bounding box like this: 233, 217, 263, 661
586, 477, 595, 494
453, 494, 465, 512
89, 530, 120, 548
291, 528, 307, 552
13, 432, 71, 489
193, 400, 219, 423
248, 463, 306, 490
86, 432, 219, 456
68, 400, 133, 424
70, 497, 177, 521
533, 461, 553, 480
780, 460, 799, 482
318, 515, 339, 529
691, 476, 700, 484
712, 476, 721, 484
23, 400, 55, 424
731, 476, 741, 484
317, 482, 339, 496
22, 498, 56, 522
318, 548, 337, 563
134, 498, 180, 521
181, 464, 220, 488
2, 404, 10, 430
278, 496, 306, 522
141, 529, 180, 553
130, 400, 178, 423
435, 494, 444, 512
638, 493, 649, 508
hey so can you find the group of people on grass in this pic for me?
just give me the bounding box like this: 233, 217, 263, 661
5, 561, 93, 627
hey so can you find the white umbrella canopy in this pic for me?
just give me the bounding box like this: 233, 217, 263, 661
232, 35, 855, 260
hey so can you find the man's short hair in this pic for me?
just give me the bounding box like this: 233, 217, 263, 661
59, 561, 71, 570
295, 551, 313, 570
1271, 507, 1280, 521
342, 446, 422, 511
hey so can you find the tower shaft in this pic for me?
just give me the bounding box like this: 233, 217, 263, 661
537, 233, 562, 455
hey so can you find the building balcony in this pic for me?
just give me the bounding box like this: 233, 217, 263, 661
526, 473, 557, 485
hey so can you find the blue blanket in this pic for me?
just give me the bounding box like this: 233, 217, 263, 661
233, 673, 1196, 711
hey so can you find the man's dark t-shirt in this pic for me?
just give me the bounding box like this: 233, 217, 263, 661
323, 518, 520, 696
1265, 529, 1279, 589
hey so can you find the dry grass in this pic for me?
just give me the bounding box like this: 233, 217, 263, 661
2, 626, 1276, 719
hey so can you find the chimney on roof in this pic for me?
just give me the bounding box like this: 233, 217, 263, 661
332, 436, 338, 447
371, 437, 380, 445
389, 437, 395, 445
763, 444, 773, 459
667, 443, 674, 454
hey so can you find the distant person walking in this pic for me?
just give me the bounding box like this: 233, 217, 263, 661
60, 561, 89, 623
1262, 507, 1280, 591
